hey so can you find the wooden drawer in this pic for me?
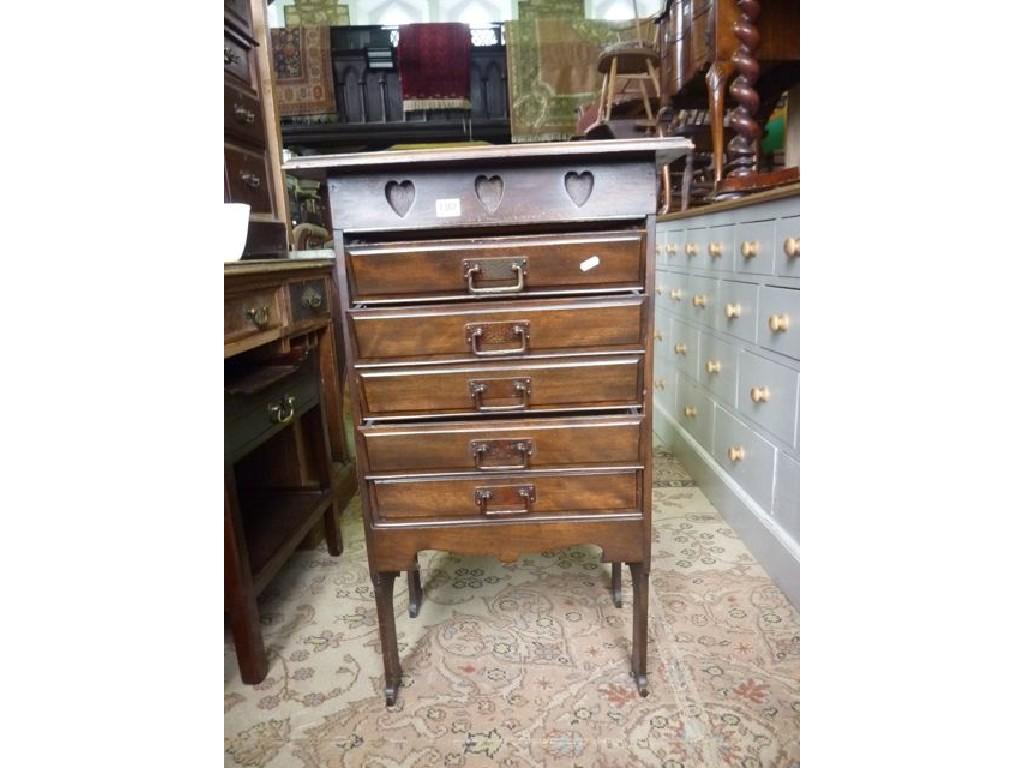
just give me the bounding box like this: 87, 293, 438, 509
289, 278, 329, 323
653, 306, 671, 361
225, 0, 253, 36
349, 296, 643, 364
662, 271, 688, 314
715, 279, 758, 343
775, 216, 800, 278
225, 353, 320, 463
225, 144, 273, 213
713, 408, 776, 513
698, 332, 737, 406
225, 287, 285, 342
685, 275, 717, 326
681, 226, 707, 270
224, 31, 253, 88
705, 223, 735, 272
675, 373, 714, 452
735, 219, 776, 276
370, 469, 641, 522
736, 350, 799, 446
774, 452, 799, 542
757, 285, 799, 360
224, 83, 264, 147
357, 355, 643, 419
663, 225, 683, 270
346, 229, 645, 303
669, 315, 699, 380
653, 353, 671, 412
361, 414, 642, 475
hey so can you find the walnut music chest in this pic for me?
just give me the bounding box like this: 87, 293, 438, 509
285, 138, 691, 705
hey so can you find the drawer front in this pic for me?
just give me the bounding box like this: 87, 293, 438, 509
225, 0, 253, 35
225, 354, 319, 462
681, 226, 708, 270
371, 469, 641, 522
757, 285, 800, 360
734, 219, 776, 276
289, 278, 329, 323
675, 373, 714, 452
225, 145, 273, 213
654, 306, 671, 360
224, 83, 264, 147
655, 229, 668, 268
698, 332, 738, 406
224, 32, 253, 87
663, 225, 684, 270
713, 408, 776, 513
774, 452, 800, 542
350, 297, 644, 363
346, 229, 644, 303
669, 316, 699, 380
225, 288, 284, 341
362, 415, 642, 475
684, 274, 717, 325
715, 279, 759, 343
775, 216, 800, 278
653, 353, 670, 411
662, 271, 688, 315
705, 223, 735, 272
358, 356, 643, 418
736, 350, 799, 446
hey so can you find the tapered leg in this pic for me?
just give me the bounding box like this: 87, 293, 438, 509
224, 470, 267, 684
706, 61, 735, 184
323, 504, 342, 557
407, 559, 423, 618
629, 562, 650, 696
611, 562, 622, 607
371, 571, 402, 705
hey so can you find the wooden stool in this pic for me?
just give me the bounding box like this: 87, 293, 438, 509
596, 43, 662, 125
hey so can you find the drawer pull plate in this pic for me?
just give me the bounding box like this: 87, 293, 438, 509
741, 240, 759, 258
224, 47, 241, 65
469, 377, 531, 411
784, 237, 800, 258
463, 257, 527, 294
301, 286, 323, 309
471, 439, 534, 470
267, 395, 296, 425
465, 321, 530, 356
246, 305, 270, 329
728, 446, 746, 462
750, 386, 771, 403
474, 484, 536, 516
706, 360, 722, 374
768, 313, 790, 332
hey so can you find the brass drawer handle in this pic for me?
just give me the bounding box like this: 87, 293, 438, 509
301, 286, 323, 309
725, 303, 741, 319
267, 395, 296, 425
463, 259, 527, 294
750, 386, 771, 403
684, 406, 697, 417
768, 313, 790, 332
706, 360, 721, 374
233, 104, 256, 124
692, 294, 707, 308
708, 242, 723, 258
246, 306, 270, 329
684, 243, 698, 257
466, 322, 530, 356
472, 439, 534, 470
741, 240, 759, 258
728, 446, 745, 462
474, 485, 536, 516
469, 378, 531, 411
674, 343, 687, 355
224, 47, 241, 65
784, 237, 800, 258
670, 288, 682, 301
240, 171, 262, 189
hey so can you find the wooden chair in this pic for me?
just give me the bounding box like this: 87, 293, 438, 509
596, 42, 661, 126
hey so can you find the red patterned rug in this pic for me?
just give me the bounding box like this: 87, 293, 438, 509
397, 23, 471, 111
270, 27, 336, 117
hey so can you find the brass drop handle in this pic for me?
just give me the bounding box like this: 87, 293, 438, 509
728, 446, 746, 462
233, 104, 256, 124
768, 313, 790, 332
654, 329, 663, 341
224, 47, 241, 65
708, 242, 723, 258
725, 303, 741, 319
750, 386, 771, 403
741, 240, 759, 258
246, 306, 270, 328
684, 406, 697, 418
464, 259, 527, 294
467, 323, 530, 356
240, 171, 261, 189
784, 237, 800, 258
684, 243, 698, 257
469, 378, 531, 411
706, 360, 722, 374
473, 440, 534, 470
267, 395, 296, 425
670, 288, 682, 301
475, 485, 536, 516
674, 343, 687, 355
692, 294, 707, 308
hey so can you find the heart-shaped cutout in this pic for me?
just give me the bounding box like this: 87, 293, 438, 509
564, 171, 594, 208
385, 179, 415, 218
474, 174, 504, 214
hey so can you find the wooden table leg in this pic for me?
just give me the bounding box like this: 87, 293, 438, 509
629, 562, 650, 697
371, 570, 402, 705
706, 61, 735, 184
407, 559, 423, 618
224, 468, 267, 684
611, 562, 622, 607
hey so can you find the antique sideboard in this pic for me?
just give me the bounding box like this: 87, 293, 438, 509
286, 138, 691, 705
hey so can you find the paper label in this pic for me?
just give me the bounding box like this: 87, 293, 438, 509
579, 255, 601, 272
435, 198, 461, 217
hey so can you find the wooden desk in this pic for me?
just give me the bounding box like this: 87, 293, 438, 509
224, 258, 356, 683
288, 138, 691, 705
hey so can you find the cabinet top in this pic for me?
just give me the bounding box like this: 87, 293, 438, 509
283, 138, 693, 172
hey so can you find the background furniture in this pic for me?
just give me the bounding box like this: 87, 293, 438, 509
225, 0, 291, 256
652, 186, 799, 606
224, 258, 357, 683
288, 137, 691, 705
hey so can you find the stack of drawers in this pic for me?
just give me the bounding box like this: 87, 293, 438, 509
289, 139, 691, 705
652, 190, 799, 596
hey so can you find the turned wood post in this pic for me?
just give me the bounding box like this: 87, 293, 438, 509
725, 0, 761, 177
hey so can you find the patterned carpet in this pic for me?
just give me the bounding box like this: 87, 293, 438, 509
225, 445, 800, 767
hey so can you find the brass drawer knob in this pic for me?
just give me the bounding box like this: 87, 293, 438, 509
741, 240, 759, 258
728, 446, 746, 462
750, 386, 771, 403
674, 343, 687, 355
666, 243, 679, 254
655, 245, 664, 254
654, 379, 666, 391
267, 395, 296, 425
670, 288, 682, 301
655, 285, 663, 295
684, 406, 697, 418
708, 242, 723, 258
768, 313, 790, 332
246, 306, 270, 329
654, 329, 663, 341
706, 360, 722, 374
692, 294, 707, 308
784, 237, 800, 257
725, 303, 741, 319
685, 243, 698, 257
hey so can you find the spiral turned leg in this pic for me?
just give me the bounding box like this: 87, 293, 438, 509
725, 0, 762, 178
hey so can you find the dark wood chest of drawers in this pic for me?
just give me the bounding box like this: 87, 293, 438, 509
287, 138, 691, 705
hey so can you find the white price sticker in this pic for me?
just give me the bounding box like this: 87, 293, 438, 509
435, 198, 461, 217
579, 255, 601, 272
